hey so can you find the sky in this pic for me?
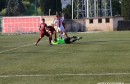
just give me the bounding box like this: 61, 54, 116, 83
61, 0, 71, 8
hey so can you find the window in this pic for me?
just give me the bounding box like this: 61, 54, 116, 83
98, 19, 102, 23
89, 19, 93, 24
105, 18, 110, 23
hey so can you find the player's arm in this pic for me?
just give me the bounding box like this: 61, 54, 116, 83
39, 25, 42, 31
54, 20, 58, 26
46, 26, 52, 35
39, 23, 44, 31
44, 24, 48, 30
46, 30, 52, 35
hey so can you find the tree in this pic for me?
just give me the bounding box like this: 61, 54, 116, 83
40, 0, 62, 15
0, 0, 6, 11
62, 4, 72, 19
56, 0, 62, 14
112, 0, 121, 16
121, 0, 130, 20
6, 0, 25, 16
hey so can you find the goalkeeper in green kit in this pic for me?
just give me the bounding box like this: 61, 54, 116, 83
52, 36, 82, 44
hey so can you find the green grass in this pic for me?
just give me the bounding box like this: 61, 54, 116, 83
0, 31, 130, 84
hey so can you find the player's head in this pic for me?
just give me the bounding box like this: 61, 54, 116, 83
56, 13, 62, 19
42, 18, 45, 22
58, 13, 62, 17
56, 15, 59, 19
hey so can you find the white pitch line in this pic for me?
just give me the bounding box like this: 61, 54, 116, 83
0, 43, 35, 54
0, 40, 46, 54
0, 73, 130, 78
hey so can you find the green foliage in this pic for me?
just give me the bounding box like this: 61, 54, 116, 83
6, 0, 26, 16
56, 0, 62, 13
62, 5, 72, 19
121, 0, 130, 20
1, 8, 7, 16
23, 0, 35, 3
40, 0, 62, 15
37, 7, 43, 15
112, 0, 121, 16
1, 0, 61, 16
40, 0, 51, 15
0, 0, 6, 11
23, 2, 35, 15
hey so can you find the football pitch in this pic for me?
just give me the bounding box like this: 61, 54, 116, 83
0, 31, 130, 84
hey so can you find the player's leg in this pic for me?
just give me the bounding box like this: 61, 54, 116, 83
50, 30, 57, 41
61, 32, 65, 39
58, 28, 64, 39
70, 37, 78, 43
35, 32, 44, 45
49, 36, 52, 45
64, 37, 71, 44
70, 36, 82, 43
77, 36, 82, 40
64, 31, 68, 38
72, 36, 82, 40
45, 32, 52, 45
61, 27, 68, 38
53, 31, 57, 41
35, 36, 43, 45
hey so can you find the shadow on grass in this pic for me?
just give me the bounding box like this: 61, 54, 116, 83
75, 40, 130, 45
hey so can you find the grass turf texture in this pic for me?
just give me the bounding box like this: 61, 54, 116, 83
0, 31, 130, 84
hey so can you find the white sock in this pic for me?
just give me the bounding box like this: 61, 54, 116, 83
61, 34, 64, 39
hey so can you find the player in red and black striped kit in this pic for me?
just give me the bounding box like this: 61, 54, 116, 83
46, 24, 57, 42
35, 18, 57, 46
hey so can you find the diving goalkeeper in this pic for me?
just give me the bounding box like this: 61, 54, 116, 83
52, 36, 82, 44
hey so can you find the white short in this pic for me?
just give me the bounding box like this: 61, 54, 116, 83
58, 26, 65, 32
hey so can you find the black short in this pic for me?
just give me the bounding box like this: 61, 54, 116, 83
64, 37, 71, 44
41, 31, 50, 37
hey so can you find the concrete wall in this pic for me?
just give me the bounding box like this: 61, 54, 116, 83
64, 17, 124, 32
1, 16, 124, 33
112, 17, 124, 30
42, 16, 86, 32
42, 16, 55, 25
64, 19, 86, 32
85, 18, 113, 31
118, 20, 130, 30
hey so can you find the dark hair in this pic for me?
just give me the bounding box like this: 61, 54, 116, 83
42, 18, 45, 22
56, 15, 59, 18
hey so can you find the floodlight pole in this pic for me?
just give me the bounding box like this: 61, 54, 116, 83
84, 0, 87, 17
35, 0, 37, 15
94, 0, 97, 17
72, 0, 74, 19
110, 0, 112, 16
87, 0, 89, 18
49, 9, 51, 16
